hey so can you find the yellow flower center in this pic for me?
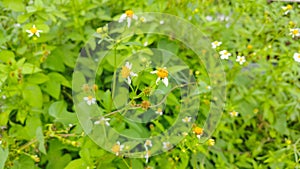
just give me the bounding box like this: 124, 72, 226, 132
30, 27, 38, 34
87, 96, 93, 101
213, 41, 219, 45
231, 111, 238, 116
157, 68, 168, 78
239, 58, 243, 62
112, 144, 121, 153
145, 140, 151, 146
207, 139, 215, 146
121, 66, 131, 78
286, 5, 292, 10
193, 127, 203, 135
183, 117, 190, 122
224, 51, 229, 55
125, 10, 134, 18
141, 100, 151, 109
292, 29, 299, 35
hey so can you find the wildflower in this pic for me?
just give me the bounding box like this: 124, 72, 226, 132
111, 141, 124, 156
141, 100, 151, 109
83, 96, 96, 105
119, 10, 138, 27
94, 117, 110, 126
159, 20, 164, 25
121, 62, 137, 84
155, 108, 163, 115
162, 141, 172, 149
206, 16, 213, 22
247, 45, 253, 50
229, 110, 239, 117
206, 86, 211, 90
285, 138, 292, 145
211, 41, 222, 49
182, 132, 188, 136
293, 53, 300, 62
143, 41, 148, 46
219, 50, 231, 59
207, 139, 215, 146
182, 116, 191, 123
290, 28, 300, 38
26, 25, 43, 37
144, 140, 152, 149
140, 16, 146, 23
145, 150, 151, 163
236, 56, 246, 65
2, 95, 6, 100
282, 4, 292, 15
151, 67, 169, 87
193, 127, 204, 139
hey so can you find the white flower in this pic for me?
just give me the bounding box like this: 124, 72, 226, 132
182, 132, 188, 136
236, 56, 246, 65
219, 50, 231, 59
144, 41, 148, 46
83, 96, 96, 105
145, 150, 151, 163
206, 16, 213, 22
2, 95, 6, 99
94, 117, 111, 126
155, 108, 163, 115
206, 86, 211, 90
289, 28, 300, 38
160, 20, 164, 25
26, 25, 43, 37
282, 5, 292, 15
293, 53, 300, 62
112, 141, 124, 156
119, 10, 138, 27
211, 41, 222, 49
0, 140, 2, 145
144, 140, 152, 149
229, 111, 239, 117
151, 67, 168, 87
182, 116, 191, 123
121, 62, 137, 84
162, 142, 172, 149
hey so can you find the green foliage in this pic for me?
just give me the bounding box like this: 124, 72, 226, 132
0, 0, 300, 169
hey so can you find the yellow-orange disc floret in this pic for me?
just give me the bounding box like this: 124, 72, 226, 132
193, 127, 204, 135
121, 66, 131, 78
125, 10, 134, 18
112, 144, 121, 154
30, 27, 38, 34
157, 68, 168, 78
292, 29, 299, 35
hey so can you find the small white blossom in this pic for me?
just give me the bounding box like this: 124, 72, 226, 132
151, 67, 168, 87
206, 16, 213, 22
2, 95, 6, 99
144, 139, 152, 149
282, 5, 292, 15
162, 141, 172, 150
219, 50, 231, 59
211, 41, 222, 49
236, 56, 246, 65
121, 62, 137, 84
229, 111, 239, 117
160, 20, 164, 25
119, 10, 138, 27
26, 25, 43, 37
155, 108, 163, 116
290, 28, 300, 38
293, 53, 300, 62
112, 141, 124, 156
83, 96, 96, 105
94, 117, 111, 126
182, 116, 191, 123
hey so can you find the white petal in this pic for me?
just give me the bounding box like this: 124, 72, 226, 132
155, 77, 161, 85
125, 62, 132, 69
119, 14, 126, 23
130, 72, 137, 77
127, 77, 131, 84
28, 33, 33, 37
127, 18, 131, 27
150, 70, 157, 74
35, 32, 40, 37
83, 97, 88, 101
162, 77, 168, 87
132, 14, 138, 20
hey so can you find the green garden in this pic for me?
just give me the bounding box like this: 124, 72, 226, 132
0, 0, 300, 168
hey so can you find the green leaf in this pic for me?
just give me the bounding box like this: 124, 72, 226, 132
2, 0, 25, 12
157, 38, 179, 55
26, 73, 49, 84
22, 84, 43, 108
0, 147, 9, 169
64, 159, 87, 169
49, 101, 77, 126
0, 50, 15, 63
21, 63, 42, 74
36, 127, 46, 154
